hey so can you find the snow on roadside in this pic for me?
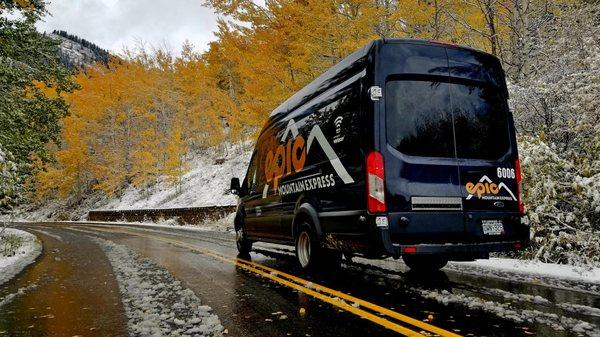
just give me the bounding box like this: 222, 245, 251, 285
446, 259, 600, 294
0, 283, 38, 308
557, 303, 600, 318
330, 252, 600, 294
0, 228, 42, 285
414, 288, 599, 337
90, 236, 224, 337
451, 258, 600, 284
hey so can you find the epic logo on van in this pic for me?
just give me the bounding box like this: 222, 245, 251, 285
263, 117, 354, 197
264, 135, 306, 186
465, 175, 517, 201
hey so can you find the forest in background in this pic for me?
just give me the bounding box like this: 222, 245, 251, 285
1, 0, 599, 266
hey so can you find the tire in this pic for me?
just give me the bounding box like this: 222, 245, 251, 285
295, 222, 341, 270
235, 219, 252, 255
402, 254, 448, 272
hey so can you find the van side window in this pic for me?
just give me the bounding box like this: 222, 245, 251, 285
243, 152, 258, 193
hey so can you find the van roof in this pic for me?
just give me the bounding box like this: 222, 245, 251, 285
268, 39, 500, 119
268, 41, 373, 118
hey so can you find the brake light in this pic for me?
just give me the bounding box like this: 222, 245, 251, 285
403, 246, 417, 254
366, 151, 386, 213
515, 159, 525, 214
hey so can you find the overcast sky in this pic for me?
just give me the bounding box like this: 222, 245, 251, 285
35, 0, 220, 56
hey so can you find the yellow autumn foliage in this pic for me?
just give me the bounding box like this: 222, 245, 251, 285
34, 0, 563, 200
34, 47, 240, 198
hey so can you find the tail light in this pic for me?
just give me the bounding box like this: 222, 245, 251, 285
403, 246, 417, 254
515, 159, 525, 214
366, 151, 386, 213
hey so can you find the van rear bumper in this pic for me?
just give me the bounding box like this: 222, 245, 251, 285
377, 227, 529, 258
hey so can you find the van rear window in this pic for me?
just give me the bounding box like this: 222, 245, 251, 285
386, 80, 510, 160
451, 84, 510, 159
385, 81, 455, 158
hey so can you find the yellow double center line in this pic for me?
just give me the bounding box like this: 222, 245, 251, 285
81, 225, 462, 337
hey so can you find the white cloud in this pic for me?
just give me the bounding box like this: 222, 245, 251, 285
36, 0, 219, 56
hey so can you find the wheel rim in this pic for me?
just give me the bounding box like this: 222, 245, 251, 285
236, 228, 244, 249
297, 231, 311, 268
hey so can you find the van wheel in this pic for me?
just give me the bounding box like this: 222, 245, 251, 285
296, 225, 317, 269
236, 224, 252, 255
402, 255, 448, 272
295, 223, 341, 270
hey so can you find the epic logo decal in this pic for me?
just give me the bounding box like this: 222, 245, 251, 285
263, 117, 354, 197
264, 134, 306, 186
466, 175, 517, 201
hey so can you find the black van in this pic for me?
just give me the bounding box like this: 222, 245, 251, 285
230, 39, 529, 271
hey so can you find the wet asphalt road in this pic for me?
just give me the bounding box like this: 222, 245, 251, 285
1, 222, 599, 337
0, 226, 127, 336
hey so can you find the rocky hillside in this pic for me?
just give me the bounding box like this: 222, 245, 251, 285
50, 30, 110, 69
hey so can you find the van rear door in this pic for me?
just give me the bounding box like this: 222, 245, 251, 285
380, 42, 519, 244
446, 48, 521, 240
384, 79, 465, 243
381, 44, 465, 244
451, 79, 518, 212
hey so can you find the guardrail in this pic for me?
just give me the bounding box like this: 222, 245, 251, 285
88, 206, 236, 224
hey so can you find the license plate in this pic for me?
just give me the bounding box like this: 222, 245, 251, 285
482, 220, 504, 235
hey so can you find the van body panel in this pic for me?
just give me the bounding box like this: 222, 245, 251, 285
236, 39, 529, 259
276, 73, 367, 238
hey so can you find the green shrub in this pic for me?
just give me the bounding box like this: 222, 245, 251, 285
0, 233, 24, 257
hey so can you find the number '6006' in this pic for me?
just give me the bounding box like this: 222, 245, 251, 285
497, 167, 515, 179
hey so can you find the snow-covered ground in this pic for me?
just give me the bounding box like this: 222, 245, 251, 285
413, 287, 598, 336
452, 258, 600, 284
357, 256, 600, 294
0, 228, 42, 285
91, 235, 224, 337
101, 142, 252, 210
447, 259, 600, 295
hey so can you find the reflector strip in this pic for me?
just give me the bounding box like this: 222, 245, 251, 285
411, 197, 462, 211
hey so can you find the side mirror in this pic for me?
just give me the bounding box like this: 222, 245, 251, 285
230, 177, 241, 195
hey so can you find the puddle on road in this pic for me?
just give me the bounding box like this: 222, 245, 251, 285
0, 227, 127, 337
